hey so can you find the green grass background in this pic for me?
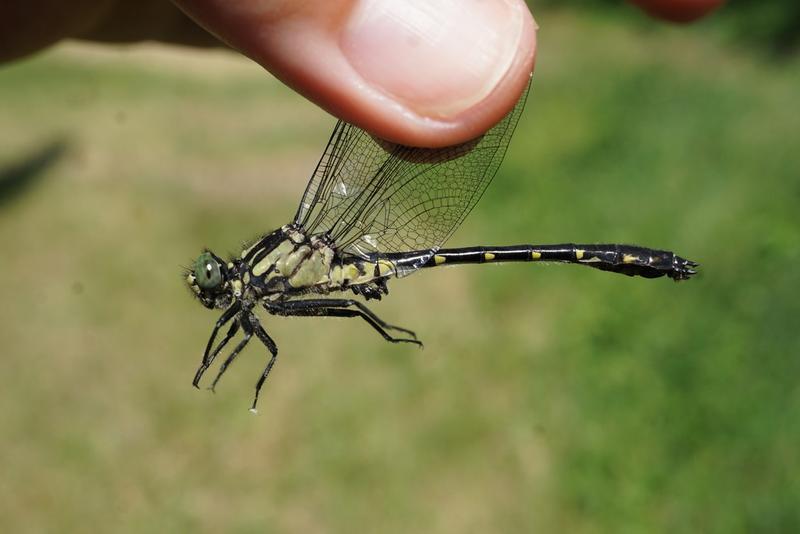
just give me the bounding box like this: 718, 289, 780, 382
1, 10, 798, 533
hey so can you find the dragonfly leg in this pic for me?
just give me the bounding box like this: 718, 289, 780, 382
246, 314, 279, 412
267, 299, 422, 347
320, 298, 417, 339
195, 303, 240, 386
193, 318, 240, 388
209, 319, 253, 393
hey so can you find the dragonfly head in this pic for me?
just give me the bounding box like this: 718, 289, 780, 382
186, 250, 235, 309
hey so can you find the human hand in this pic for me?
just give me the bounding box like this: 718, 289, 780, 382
0, 0, 723, 147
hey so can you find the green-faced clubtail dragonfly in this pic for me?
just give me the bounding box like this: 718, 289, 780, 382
186, 78, 697, 411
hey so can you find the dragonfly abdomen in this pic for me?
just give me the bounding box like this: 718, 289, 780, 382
390, 244, 697, 281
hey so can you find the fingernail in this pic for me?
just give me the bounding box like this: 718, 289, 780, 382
340, 0, 525, 119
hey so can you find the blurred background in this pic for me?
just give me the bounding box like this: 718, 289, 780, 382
1, 2, 799, 532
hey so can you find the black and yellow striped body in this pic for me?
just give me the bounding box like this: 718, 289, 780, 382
233, 225, 397, 300
232, 228, 696, 305
386, 243, 697, 281
188, 227, 695, 411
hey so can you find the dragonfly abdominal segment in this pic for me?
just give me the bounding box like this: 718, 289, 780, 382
402, 243, 697, 280
185, 76, 697, 410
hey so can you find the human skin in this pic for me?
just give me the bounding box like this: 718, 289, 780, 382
0, 0, 724, 147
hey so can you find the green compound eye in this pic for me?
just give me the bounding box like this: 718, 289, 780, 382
194, 252, 223, 290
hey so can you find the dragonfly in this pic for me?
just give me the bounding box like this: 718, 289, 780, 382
186, 77, 697, 411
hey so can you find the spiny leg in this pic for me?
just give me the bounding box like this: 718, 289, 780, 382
247, 314, 279, 412
209, 320, 253, 392
196, 303, 240, 384
267, 299, 422, 347
340, 298, 418, 340
323, 308, 422, 346
193, 318, 240, 388
283, 298, 417, 339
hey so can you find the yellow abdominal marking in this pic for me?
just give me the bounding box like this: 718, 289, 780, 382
531, 251, 542, 260
377, 260, 394, 276
330, 263, 362, 285
434, 255, 446, 265
484, 253, 496, 261
623, 254, 638, 264
344, 260, 397, 286
575, 249, 585, 260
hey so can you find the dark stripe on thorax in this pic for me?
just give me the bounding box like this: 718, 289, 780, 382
245, 229, 287, 265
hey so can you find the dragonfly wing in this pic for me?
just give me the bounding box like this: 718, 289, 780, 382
294, 76, 531, 275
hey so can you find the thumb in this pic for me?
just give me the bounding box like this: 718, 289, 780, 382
173, 0, 537, 148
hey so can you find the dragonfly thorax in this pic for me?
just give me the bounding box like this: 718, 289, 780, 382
238, 226, 334, 295
238, 225, 398, 298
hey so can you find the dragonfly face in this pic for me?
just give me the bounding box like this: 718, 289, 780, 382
187, 250, 235, 310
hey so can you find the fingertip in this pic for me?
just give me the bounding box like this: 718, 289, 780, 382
361, 2, 538, 148
336, 0, 537, 147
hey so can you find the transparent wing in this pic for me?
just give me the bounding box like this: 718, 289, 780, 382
294, 77, 531, 272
